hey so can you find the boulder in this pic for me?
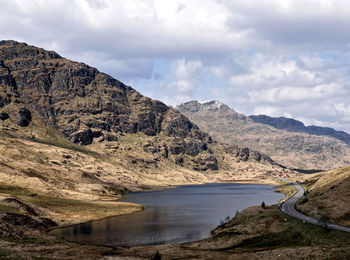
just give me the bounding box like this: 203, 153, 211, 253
105, 133, 118, 142
0, 112, 9, 121
193, 154, 218, 171
15, 108, 31, 127
169, 138, 186, 155
69, 129, 93, 145
143, 142, 161, 153
250, 151, 262, 162
185, 139, 207, 156
175, 156, 184, 165
162, 144, 169, 158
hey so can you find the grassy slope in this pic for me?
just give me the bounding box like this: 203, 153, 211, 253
297, 165, 350, 227
0, 182, 142, 226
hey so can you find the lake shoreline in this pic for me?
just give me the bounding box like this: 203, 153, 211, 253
2, 182, 309, 259
51, 182, 285, 247
47, 179, 283, 232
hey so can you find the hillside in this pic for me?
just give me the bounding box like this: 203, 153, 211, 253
298, 165, 350, 227
176, 100, 350, 170
0, 40, 298, 218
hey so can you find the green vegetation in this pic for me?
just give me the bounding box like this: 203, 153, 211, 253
0, 182, 32, 197
231, 229, 308, 249
0, 182, 142, 225
32, 136, 102, 159
209, 206, 350, 255
0, 204, 20, 214
275, 183, 296, 199
291, 168, 324, 174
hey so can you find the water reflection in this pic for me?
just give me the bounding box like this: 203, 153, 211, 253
51, 183, 284, 246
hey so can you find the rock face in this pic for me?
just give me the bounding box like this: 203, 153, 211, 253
169, 138, 208, 157
192, 154, 218, 171
177, 100, 350, 170
224, 145, 273, 164
0, 40, 208, 145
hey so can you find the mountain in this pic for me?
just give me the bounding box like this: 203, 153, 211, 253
176, 100, 350, 170
0, 40, 210, 145
0, 41, 297, 210
249, 115, 350, 145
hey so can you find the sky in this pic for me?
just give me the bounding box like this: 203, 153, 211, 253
1, 0, 350, 132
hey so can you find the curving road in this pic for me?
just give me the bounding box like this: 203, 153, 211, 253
281, 182, 350, 233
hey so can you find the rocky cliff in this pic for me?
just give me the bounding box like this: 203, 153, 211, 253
177, 100, 350, 170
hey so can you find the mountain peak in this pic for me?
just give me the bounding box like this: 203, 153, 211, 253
177, 100, 230, 112
201, 100, 227, 110
0, 40, 62, 60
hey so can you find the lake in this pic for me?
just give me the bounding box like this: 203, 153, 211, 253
51, 183, 284, 246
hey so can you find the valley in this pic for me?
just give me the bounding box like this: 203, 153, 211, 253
0, 41, 349, 259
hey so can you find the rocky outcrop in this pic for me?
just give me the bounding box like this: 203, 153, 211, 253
169, 138, 208, 157
169, 138, 186, 155
192, 154, 218, 171
14, 108, 31, 127
0, 112, 9, 120
69, 129, 94, 145
224, 145, 272, 163
0, 213, 57, 236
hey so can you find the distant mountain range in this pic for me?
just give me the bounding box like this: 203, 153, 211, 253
176, 100, 350, 170
249, 115, 350, 145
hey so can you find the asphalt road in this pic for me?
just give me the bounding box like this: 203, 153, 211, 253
281, 182, 350, 233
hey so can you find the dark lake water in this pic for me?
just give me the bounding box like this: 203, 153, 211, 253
51, 183, 284, 246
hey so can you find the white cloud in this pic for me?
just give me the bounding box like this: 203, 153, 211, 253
1, 0, 350, 131
249, 83, 344, 103
252, 106, 278, 116
335, 103, 350, 115
229, 57, 317, 90
174, 59, 202, 80
167, 59, 202, 94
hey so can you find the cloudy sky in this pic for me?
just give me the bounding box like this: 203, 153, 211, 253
1, 0, 350, 132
